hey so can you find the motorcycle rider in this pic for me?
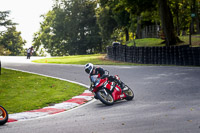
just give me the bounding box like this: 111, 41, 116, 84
84, 63, 125, 91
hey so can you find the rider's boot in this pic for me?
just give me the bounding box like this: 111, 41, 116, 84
116, 80, 125, 90
110, 82, 116, 92
114, 80, 125, 94
120, 81, 125, 90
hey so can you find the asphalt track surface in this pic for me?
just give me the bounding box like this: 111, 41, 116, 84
1, 56, 200, 133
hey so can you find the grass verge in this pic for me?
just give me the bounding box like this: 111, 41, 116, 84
126, 38, 164, 47
0, 68, 86, 114
126, 35, 200, 47
32, 54, 139, 65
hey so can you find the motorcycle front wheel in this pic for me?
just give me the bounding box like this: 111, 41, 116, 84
96, 89, 114, 106
0, 106, 8, 125
123, 85, 134, 101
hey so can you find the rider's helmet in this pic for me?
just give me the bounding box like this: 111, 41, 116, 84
85, 63, 94, 74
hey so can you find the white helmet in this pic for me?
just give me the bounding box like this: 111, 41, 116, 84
85, 63, 94, 74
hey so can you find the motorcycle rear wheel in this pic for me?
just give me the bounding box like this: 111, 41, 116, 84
96, 89, 114, 106
0, 106, 8, 125
123, 85, 134, 101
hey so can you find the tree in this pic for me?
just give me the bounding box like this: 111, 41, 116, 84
98, 0, 132, 42
112, 3, 131, 41
33, 0, 102, 55
66, 0, 101, 54
0, 10, 22, 55
97, 6, 118, 44
190, 0, 200, 34
158, 0, 181, 46
0, 45, 11, 55
98, 0, 185, 46
34, 0, 200, 54
33, 10, 63, 56
117, 0, 157, 39
169, 0, 189, 35
0, 26, 26, 55
0, 11, 14, 28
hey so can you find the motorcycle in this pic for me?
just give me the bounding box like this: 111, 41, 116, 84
0, 106, 8, 125
89, 70, 134, 105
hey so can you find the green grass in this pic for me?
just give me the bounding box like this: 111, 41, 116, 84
126, 38, 164, 47
127, 35, 200, 47
0, 68, 86, 114
32, 54, 137, 65
179, 35, 200, 46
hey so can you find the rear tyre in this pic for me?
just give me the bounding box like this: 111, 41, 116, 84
0, 106, 8, 125
96, 89, 114, 106
123, 85, 134, 101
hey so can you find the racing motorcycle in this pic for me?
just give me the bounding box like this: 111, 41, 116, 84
0, 105, 8, 125
89, 70, 134, 105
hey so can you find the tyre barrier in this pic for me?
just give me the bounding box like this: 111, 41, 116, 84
107, 45, 200, 66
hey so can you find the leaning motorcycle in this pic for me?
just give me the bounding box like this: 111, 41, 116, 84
89, 70, 134, 105
0, 106, 8, 125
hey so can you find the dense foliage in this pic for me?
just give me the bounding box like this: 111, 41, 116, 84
33, 0, 101, 56
0, 11, 26, 56
32, 0, 200, 55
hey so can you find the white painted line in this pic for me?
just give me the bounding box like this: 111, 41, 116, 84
3, 67, 89, 88
2, 67, 95, 123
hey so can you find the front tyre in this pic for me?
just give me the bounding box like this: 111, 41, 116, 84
0, 106, 8, 125
96, 89, 114, 106
123, 85, 134, 101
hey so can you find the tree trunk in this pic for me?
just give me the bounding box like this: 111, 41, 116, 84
136, 16, 142, 39
196, 11, 200, 33
194, 0, 200, 33
175, 2, 180, 36
158, 0, 178, 46
191, 0, 195, 34
124, 28, 129, 41
99, 42, 102, 53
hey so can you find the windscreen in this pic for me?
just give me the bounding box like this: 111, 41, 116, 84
90, 75, 98, 83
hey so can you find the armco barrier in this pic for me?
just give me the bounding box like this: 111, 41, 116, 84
107, 45, 200, 66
